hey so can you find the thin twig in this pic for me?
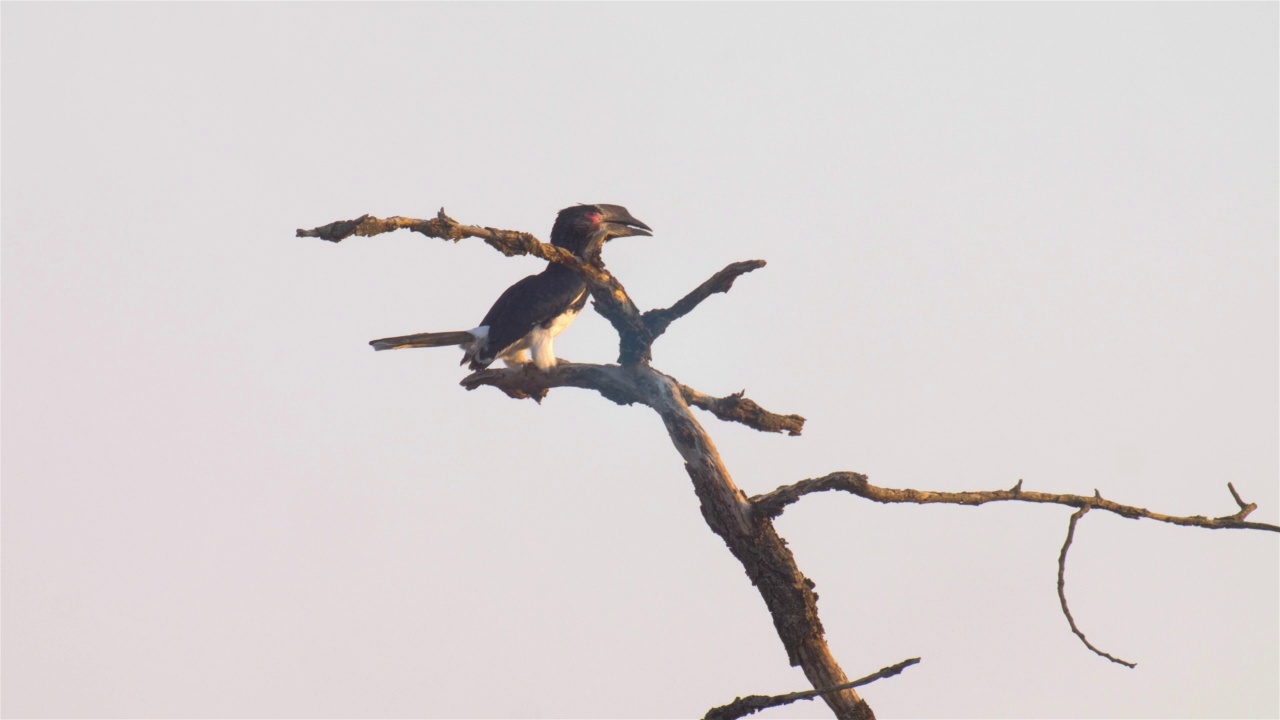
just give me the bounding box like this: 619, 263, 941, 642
751, 473, 1280, 533
1057, 507, 1135, 667
1227, 482, 1256, 517
643, 260, 767, 339
703, 657, 921, 720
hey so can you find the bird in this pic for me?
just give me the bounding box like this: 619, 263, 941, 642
369, 204, 652, 371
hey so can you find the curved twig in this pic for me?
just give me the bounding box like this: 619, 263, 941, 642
752, 474, 1276, 667
1057, 507, 1135, 667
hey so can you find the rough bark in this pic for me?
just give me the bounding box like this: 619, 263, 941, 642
461, 362, 869, 718
638, 366, 870, 719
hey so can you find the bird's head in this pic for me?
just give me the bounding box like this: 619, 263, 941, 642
550, 204, 652, 260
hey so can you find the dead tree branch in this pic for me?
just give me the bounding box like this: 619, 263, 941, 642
459, 362, 642, 406
296, 210, 563, 261
298, 210, 654, 361
641, 366, 870, 719
643, 259, 767, 338
678, 383, 806, 436
302, 208, 865, 716
304, 206, 1275, 716
1057, 507, 1135, 667
461, 360, 869, 717
751, 473, 1276, 665
459, 363, 805, 436
751, 473, 1279, 532
704, 657, 921, 720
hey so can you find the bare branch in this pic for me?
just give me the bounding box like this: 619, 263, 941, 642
296, 212, 658, 352
459, 360, 868, 717
1227, 481, 1256, 515
752, 473, 871, 520
753, 473, 1276, 666
1057, 507, 1135, 667
459, 362, 643, 407
751, 472, 1280, 533
296, 210, 648, 339
678, 384, 806, 436
644, 260, 767, 339
297, 208, 584, 264
704, 657, 920, 720
295, 213, 379, 242
459, 363, 806, 438
299, 211, 773, 367
644, 370, 869, 719
309, 205, 1278, 716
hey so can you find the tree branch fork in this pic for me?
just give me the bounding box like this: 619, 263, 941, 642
300, 209, 1278, 718
298, 209, 765, 365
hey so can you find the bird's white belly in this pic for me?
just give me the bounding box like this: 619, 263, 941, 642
543, 306, 581, 338
524, 306, 580, 369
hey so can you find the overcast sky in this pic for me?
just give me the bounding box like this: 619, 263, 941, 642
3, 3, 1277, 719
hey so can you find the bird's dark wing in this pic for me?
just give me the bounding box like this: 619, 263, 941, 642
477, 270, 586, 360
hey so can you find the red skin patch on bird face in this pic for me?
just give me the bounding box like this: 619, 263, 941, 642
585, 211, 602, 225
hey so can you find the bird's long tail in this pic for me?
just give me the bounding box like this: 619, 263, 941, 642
369, 330, 476, 351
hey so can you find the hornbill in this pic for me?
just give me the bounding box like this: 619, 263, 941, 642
369, 204, 652, 370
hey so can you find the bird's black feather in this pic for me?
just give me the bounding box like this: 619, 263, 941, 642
370, 204, 649, 372
470, 264, 587, 368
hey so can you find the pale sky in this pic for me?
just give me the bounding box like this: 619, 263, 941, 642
2, 3, 1277, 719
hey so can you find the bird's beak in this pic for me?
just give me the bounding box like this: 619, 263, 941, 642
599, 205, 653, 238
